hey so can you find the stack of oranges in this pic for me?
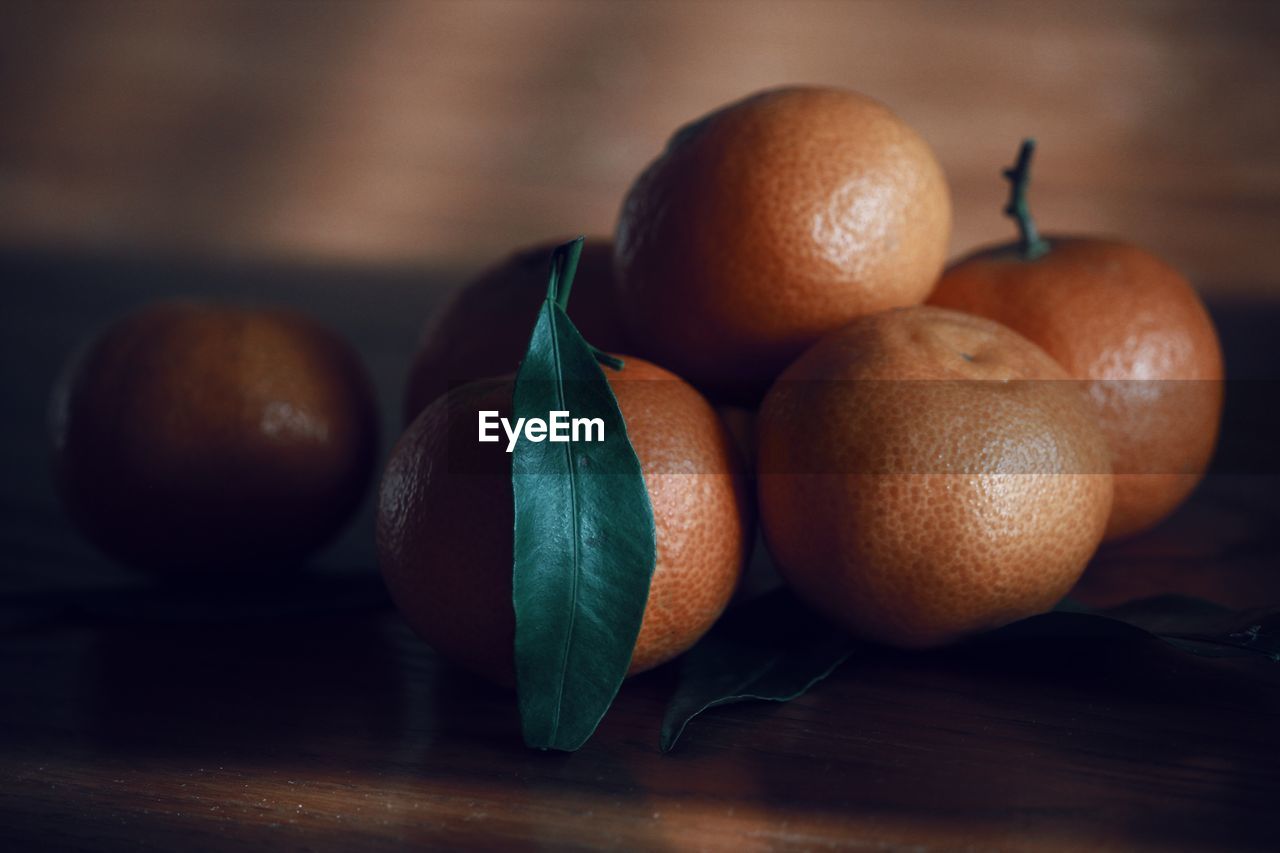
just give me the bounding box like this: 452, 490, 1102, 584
52, 85, 1222, 678
382, 85, 1223, 677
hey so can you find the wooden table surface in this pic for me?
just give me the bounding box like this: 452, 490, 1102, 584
3, 1, 1280, 850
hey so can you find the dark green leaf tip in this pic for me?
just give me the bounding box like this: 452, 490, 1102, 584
547, 236, 586, 309
545, 236, 623, 372
1002, 138, 1051, 261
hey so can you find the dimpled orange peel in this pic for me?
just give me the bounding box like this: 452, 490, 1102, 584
757, 306, 1113, 648
615, 86, 952, 402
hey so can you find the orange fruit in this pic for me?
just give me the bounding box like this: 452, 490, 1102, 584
614, 85, 952, 401
50, 301, 379, 575
929, 237, 1224, 541
757, 306, 1113, 648
404, 237, 628, 423
377, 356, 752, 686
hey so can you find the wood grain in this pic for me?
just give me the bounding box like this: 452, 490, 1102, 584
3, 610, 1278, 851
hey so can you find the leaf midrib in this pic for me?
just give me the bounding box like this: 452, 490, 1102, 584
546, 306, 580, 744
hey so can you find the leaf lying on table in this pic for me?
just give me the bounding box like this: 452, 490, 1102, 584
992, 595, 1280, 659
660, 589, 861, 752
661, 589, 1280, 752
512, 237, 657, 753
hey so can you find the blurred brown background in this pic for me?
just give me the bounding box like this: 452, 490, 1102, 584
3, 0, 1278, 585
3, 0, 1279, 294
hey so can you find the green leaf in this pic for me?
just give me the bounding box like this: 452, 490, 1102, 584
660, 589, 861, 752
511, 237, 657, 752
660, 589, 1280, 752
1001, 596, 1280, 659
